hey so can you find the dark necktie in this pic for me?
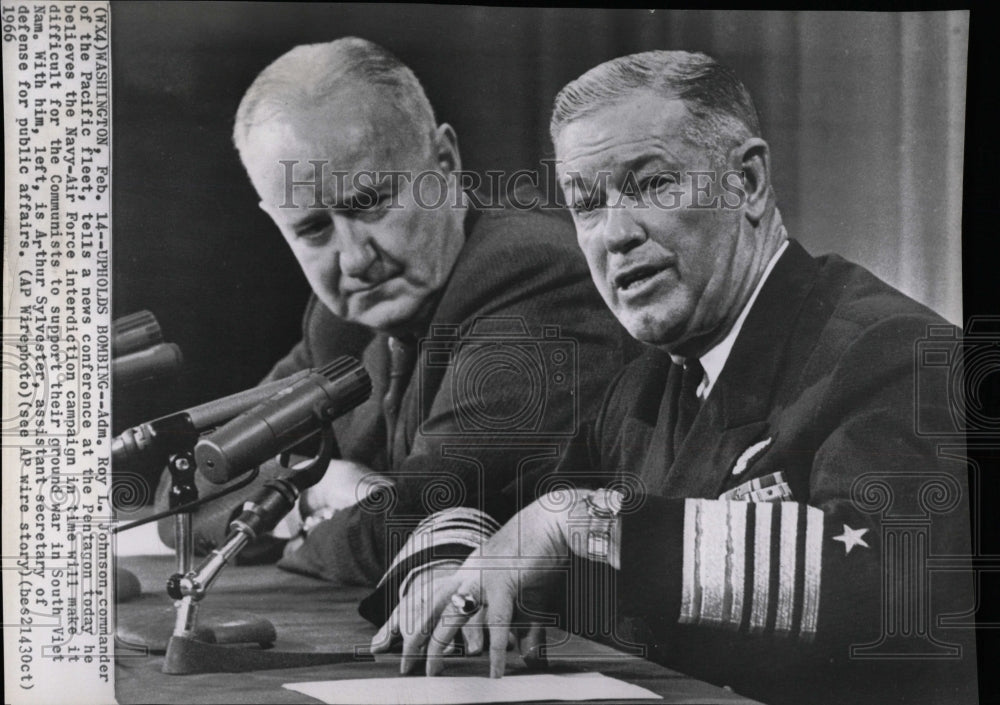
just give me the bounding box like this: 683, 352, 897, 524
382, 335, 417, 468
673, 358, 705, 451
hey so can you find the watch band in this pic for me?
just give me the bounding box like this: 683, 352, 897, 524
583, 488, 624, 565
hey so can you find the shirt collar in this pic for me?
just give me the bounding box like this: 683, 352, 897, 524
672, 240, 789, 400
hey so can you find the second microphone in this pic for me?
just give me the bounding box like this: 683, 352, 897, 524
194, 357, 371, 484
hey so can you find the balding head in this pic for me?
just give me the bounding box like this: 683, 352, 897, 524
234, 38, 467, 335
233, 37, 437, 166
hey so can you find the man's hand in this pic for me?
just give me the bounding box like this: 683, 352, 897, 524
370, 562, 487, 668
370, 489, 590, 678
276, 459, 392, 552
300, 459, 390, 517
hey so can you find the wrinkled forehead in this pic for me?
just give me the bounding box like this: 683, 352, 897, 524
243, 86, 429, 188
554, 93, 695, 180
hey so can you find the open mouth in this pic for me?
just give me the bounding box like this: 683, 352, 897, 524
614, 265, 666, 291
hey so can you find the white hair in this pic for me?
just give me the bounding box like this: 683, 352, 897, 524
233, 37, 436, 161
551, 50, 761, 163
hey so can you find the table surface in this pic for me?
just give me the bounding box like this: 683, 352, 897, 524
115, 555, 762, 705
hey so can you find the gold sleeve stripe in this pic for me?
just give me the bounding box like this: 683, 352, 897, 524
680, 500, 747, 629
699, 500, 728, 624
680, 499, 824, 640
749, 502, 773, 635
727, 500, 748, 629
775, 502, 799, 634
680, 503, 699, 623
800, 505, 824, 640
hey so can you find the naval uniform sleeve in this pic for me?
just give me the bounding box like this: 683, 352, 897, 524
619, 497, 825, 640
356, 506, 502, 624
618, 313, 973, 658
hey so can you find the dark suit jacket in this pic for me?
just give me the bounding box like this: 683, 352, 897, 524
158, 197, 640, 586
557, 240, 977, 705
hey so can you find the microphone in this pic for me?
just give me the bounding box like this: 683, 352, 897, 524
112, 310, 183, 387
195, 357, 371, 484
111, 369, 312, 470
113, 310, 163, 356
113, 342, 184, 387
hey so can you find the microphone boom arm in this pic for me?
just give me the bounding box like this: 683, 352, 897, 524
167, 427, 336, 634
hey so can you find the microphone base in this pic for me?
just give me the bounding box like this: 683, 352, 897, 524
162, 634, 372, 674
116, 604, 276, 654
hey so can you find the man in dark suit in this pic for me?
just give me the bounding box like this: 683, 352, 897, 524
156, 38, 637, 587
381, 51, 977, 705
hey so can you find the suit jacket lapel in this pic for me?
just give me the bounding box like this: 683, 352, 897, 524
661, 240, 820, 498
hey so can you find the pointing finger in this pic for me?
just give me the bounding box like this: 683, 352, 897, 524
462, 609, 485, 656
487, 592, 515, 679
425, 597, 473, 676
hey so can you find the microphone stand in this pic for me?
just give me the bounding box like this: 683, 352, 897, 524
116, 440, 277, 652
161, 429, 372, 674
167, 452, 197, 582
114, 372, 317, 651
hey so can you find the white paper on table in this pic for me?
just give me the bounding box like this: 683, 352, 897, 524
283, 672, 662, 705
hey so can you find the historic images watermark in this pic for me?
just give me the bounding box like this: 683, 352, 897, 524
419, 317, 579, 437
273, 159, 749, 213
843, 319, 1000, 660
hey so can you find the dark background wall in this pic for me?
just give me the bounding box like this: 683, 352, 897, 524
111, 6, 969, 429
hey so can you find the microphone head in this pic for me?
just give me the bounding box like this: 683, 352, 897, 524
112, 342, 184, 387
112, 310, 163, 356
312, 357, 373, 415
194, 357, 371, 484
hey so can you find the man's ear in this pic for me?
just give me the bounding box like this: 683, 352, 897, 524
433, 123, 461, 174
729, 137, 770, 224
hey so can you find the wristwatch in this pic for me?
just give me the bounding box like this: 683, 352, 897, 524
583, 488, 624, 566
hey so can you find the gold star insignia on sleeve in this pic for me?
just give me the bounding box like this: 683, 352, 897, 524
832, 524, 870, 554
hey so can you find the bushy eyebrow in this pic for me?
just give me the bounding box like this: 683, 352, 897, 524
290, 210, 330, 230
331, 181, 397, 211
